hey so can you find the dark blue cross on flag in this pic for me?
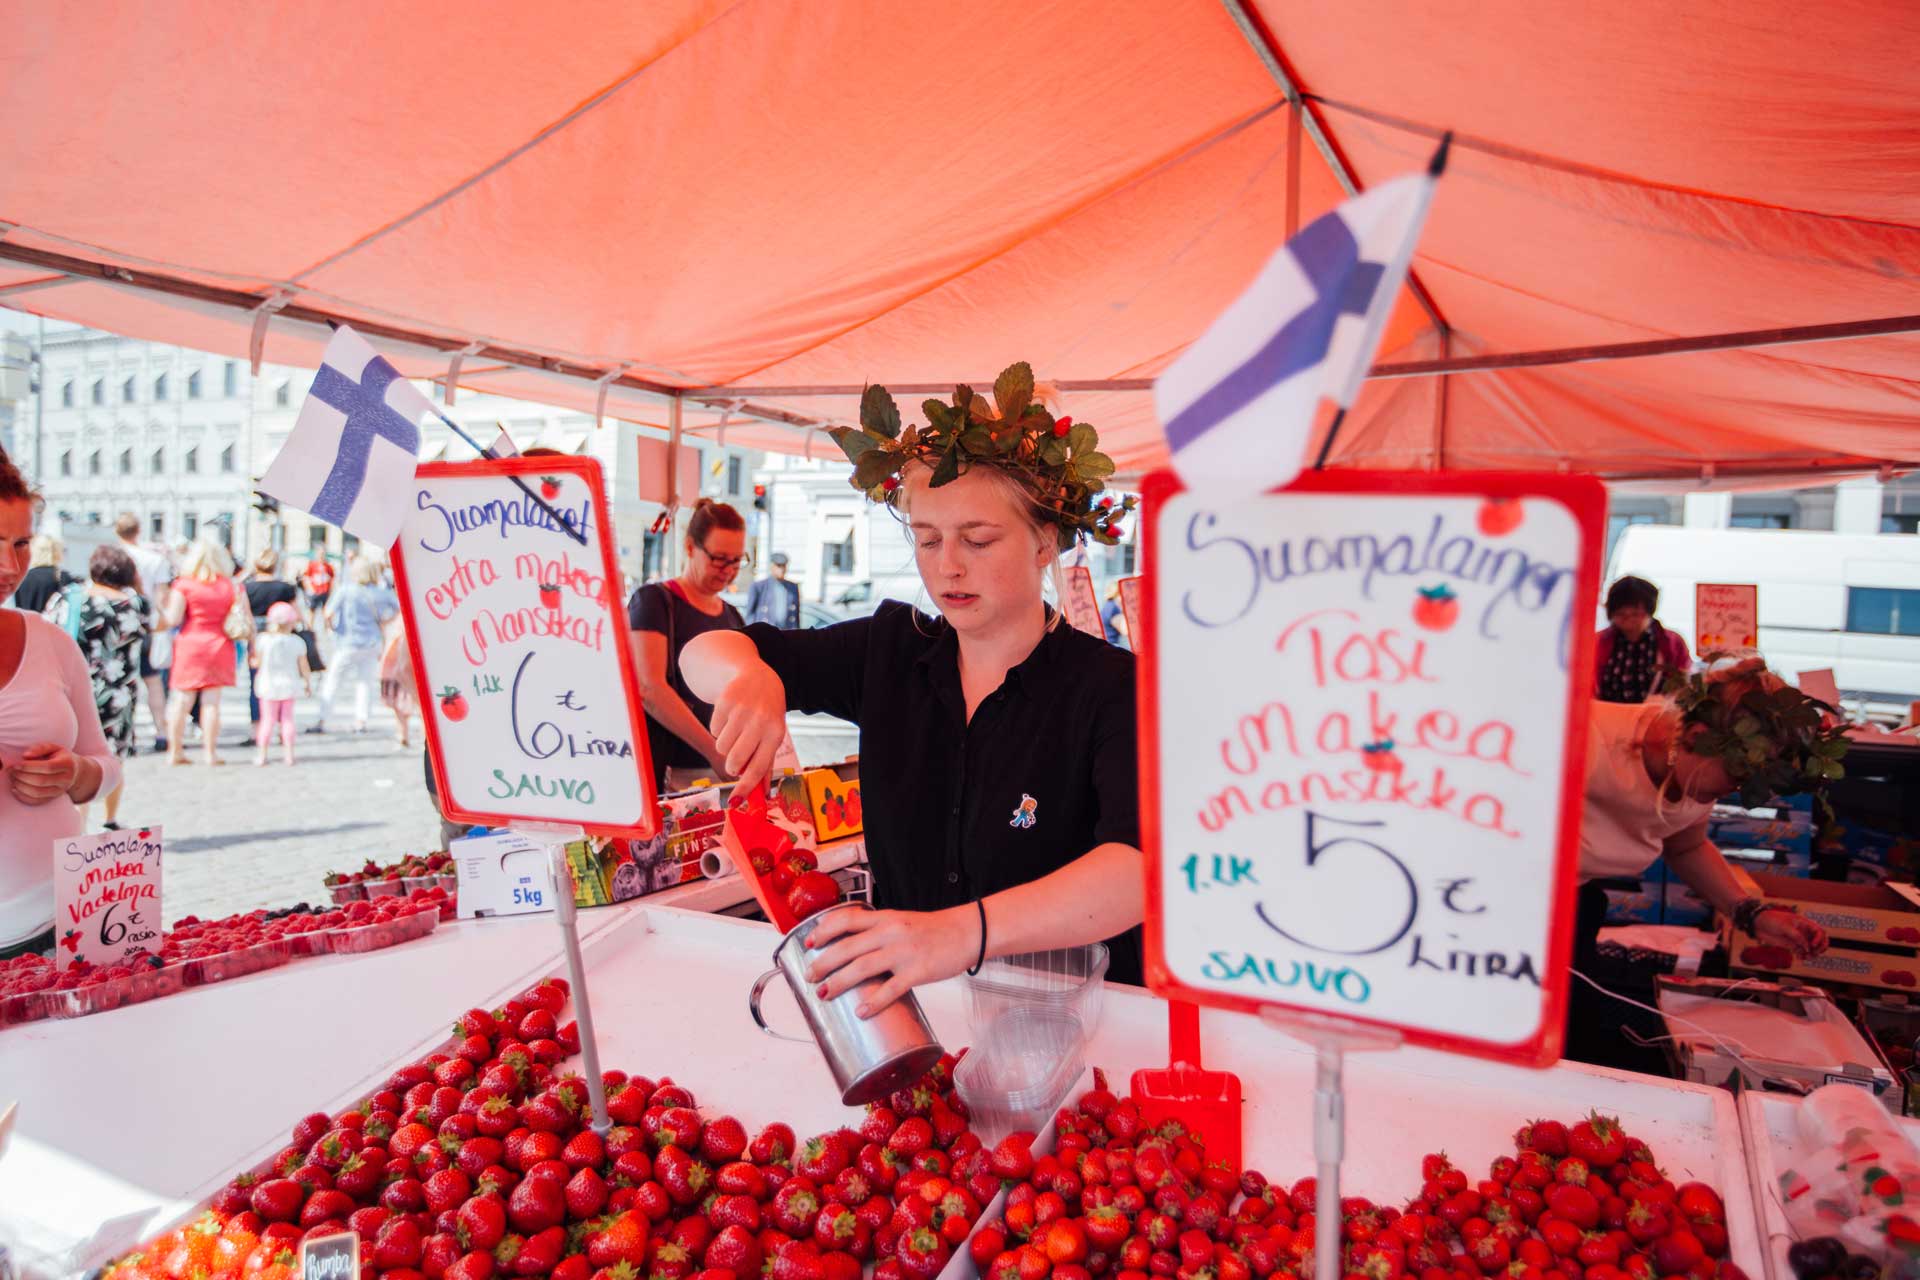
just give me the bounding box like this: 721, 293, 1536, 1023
258, 325, 432, 546
1153, 163, 1441, 497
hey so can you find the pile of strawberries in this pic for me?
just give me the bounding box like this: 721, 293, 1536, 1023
106, 976, 1001, 1280
327, 853, 457, 900
0, 894, 447, 1029
966, 1089, 1750, 1280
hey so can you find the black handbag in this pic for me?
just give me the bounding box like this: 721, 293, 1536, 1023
297, 627, 326, 673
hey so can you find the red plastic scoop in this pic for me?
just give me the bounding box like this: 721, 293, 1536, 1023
1130, 1000, 1244, 1173
721, 804, 800, 933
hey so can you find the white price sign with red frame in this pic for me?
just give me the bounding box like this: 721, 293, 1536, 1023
1139, 470, 1604, 1066
392, 456, 658, 838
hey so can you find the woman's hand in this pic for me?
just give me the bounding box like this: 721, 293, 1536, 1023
708, 663, 788, 794
9, 743, 81, 806
1756, 908, 1828, 958
803, 906, 979, 1018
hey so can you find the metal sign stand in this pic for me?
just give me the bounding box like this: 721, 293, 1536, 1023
514, 822, 611, 1135
1260, 1010, 1403, 1280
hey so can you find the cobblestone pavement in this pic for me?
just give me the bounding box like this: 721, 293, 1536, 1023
115, 689, 857, 925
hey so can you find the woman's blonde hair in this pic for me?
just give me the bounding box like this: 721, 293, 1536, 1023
254, 548, 279, 576
180, 536, 235, 582
28, 533, 62, 569
352, 554, 384, 586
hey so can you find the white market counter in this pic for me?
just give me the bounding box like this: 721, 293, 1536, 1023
3, 900, 1759, 1279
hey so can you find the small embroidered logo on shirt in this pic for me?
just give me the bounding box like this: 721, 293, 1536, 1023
1010, 794, 1038, 829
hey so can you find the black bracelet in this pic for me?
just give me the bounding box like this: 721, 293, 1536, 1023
967, 900, 988, 976
1732, 898, 1794, 935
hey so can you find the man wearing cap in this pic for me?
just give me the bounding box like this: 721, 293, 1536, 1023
745, 551, 801, 630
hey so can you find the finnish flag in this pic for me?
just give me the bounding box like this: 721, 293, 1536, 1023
259, 325, 432, 547
1154, 144, 1445, 496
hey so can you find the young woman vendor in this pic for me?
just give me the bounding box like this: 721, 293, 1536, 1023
683, 367, 1144, 1016
1569, 653, 1835, 1063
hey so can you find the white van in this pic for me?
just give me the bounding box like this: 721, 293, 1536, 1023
1607, 526, 1920, 710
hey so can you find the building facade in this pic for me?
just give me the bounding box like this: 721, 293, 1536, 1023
8, 327, 761, 584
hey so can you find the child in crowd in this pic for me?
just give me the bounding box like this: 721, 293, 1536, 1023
250, 602, 310, 766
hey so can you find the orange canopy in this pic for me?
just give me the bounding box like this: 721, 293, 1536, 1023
2, 0, 1916, 480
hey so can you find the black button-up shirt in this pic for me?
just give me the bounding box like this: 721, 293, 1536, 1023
745, 601, 1143, 986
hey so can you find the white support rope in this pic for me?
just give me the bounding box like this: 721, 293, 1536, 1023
248, 289, 295, 375
593, 364, 632, 432
444, 339, 488, 406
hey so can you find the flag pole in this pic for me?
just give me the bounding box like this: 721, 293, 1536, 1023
1312, 133, 1449, 475
429, 406, 590, 548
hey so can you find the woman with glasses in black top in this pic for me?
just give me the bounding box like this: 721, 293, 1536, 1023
627, 498, 749, 792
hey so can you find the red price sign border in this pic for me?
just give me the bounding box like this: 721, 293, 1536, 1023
1137, 468, 1606, 1068
393, 455, 659, 839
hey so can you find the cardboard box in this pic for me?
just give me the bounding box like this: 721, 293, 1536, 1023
1729, 867, 1920, 947
660, 787, 728, 886
1655, 975, 1897, 1101
804, 761, 863, 842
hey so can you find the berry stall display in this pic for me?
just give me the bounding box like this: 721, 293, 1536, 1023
965, 1090, 1752, 1280
103, 977, 993, 1280
0, 891, 449, 1029
329, 853, 460, 903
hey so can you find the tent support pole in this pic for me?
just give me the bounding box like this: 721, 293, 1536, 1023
1432, 330, 1450, 470
665, 397, 684, 579
1216, 0, 1451, 342
702, 313, 1920, 397
1285, 103, 1302, 238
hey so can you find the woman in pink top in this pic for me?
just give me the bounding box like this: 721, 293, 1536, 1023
161, 537, 248, 766
0, 447, 121, 960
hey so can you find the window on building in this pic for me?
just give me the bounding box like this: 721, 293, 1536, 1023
88, 450, 101, 476
824, 530, 856, 574
154, 373, 168, 401
151, 447, 165, 475
726, 455, 743, 496
1729, 513, 1792, 530
91, 379, 104, 406
1884, 514, 1920, 535
61, 381, 74, 408
184, 446, 199, 474
59, 450, 72, 477
1604, 512, 1662, 563
183, 512, 199, 540
342, 532, 361, 554
118, 448, 132, 475
122, 376, 136, 403
86, 512, 102, 526
150, 513, 164, 538
275, 381, 291, 407
308, 525, 328, 553
1848, 587, 1920, 637
220, 444, 235, 473
187, 370, 202, 399
224, 362, 238, 397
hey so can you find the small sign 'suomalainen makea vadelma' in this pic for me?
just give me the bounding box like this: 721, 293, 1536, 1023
1139, 470, 1606, 1067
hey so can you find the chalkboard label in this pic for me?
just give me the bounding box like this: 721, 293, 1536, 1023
1139, 470, 1604, 1067
392, 457, 657, 837
299, 1231, 358, 1280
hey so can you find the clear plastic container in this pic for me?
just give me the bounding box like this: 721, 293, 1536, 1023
954, 1004, 1087, 1143
964, 943, 1109, 1043
327, 881, 367, 905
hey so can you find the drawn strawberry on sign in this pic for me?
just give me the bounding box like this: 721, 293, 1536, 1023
539, 581, 561, 610
845, 788, 862, 826
539, 475, 562, 500
1477, 497, 1524, 537
60, 929, 80, 954
1360, 739, 1403, 774
821, 787, 846, 833
1739, 944, 1792, 970
1412, 583, 1460, 632
440, 686, 470, 722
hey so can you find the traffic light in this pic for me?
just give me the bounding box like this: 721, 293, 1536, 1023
753, 483, 768, 512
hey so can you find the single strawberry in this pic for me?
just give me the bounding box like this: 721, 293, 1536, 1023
656, 1144, 713, 1206
514, 1226, 566, 1277
563, 1131, 606, 1171
446, 1250, 497, 1280
707, 1224, 762, 1277
460, 1194, 511, 1252
773, 1241, 827, 1280
887, 1119, 933, 1158
250, 1178, 304, 1224
586, 1210, 653, 1268
566, 1167, 610, 1220
551, 1257, 591, 1280
423, 1232, 464, 1279
700, 1116, 748, 1165
750, 1124, 796, 1166
375, 1217, 427, 1270
425, 1168, 474, 1215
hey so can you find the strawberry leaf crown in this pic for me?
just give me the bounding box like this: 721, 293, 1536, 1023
1662, 653, 1850, 833
827, 361, 1136, 552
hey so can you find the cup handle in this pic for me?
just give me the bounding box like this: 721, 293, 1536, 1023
749, 968, 811, 1043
